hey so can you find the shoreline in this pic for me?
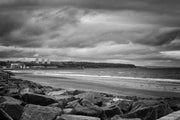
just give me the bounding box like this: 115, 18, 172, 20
1, 70, 180, 120
14, 72, 180, 98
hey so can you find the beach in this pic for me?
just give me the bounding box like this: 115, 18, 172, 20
13, 69, 180, 98
1, 69, 180, 120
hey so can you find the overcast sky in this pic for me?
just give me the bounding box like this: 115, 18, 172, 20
0, 0, 180, 67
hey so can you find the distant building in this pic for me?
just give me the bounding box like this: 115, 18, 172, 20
10, 63, 26, 69
35, 57, 51, 64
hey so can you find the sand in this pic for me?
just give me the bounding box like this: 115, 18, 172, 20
13, 71, 180, 98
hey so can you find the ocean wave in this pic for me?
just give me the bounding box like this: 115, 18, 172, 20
32, 71, 180, 83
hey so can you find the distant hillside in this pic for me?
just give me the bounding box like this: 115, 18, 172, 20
51, 61, 136, 68
0, 61, 136, 69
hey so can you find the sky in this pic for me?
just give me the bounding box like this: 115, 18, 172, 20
0, 0, 180, 67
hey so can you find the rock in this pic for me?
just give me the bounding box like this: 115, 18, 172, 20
20, 88, 33, 94
121, 102, 173, 120
0, 71, 10, 82
22, 93, 58, 106
111, 115, 141, 120
0, 84, 9, 96
20, 104, 62, 120
63, 108, 74, 114
42, 86, 57, 93
53, 95, 75, 102
154, 102, 173, 118
72, 105, 103, 118
49, 101, 66, 109
81, 99, 94, 107
0, 96, 23, 120
75, 92, 104, 106
101, 105, 123, 118
46, 90, 68, 96
165, 98, 180, 111
112, 97, 122, 102
57, 114, 101, 120
67, 89, 84, 96
66, 100, 81, 108
0, 96, 22, 104
0, 108, 13, 120
7, 87, 19, 97
116, 100, 133, 113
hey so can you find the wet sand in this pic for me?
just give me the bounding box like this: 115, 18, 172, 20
14, 73, 180, 98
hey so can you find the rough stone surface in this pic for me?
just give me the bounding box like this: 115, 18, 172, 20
72, 105, 103, 118
122, 102, 173, 120
0, 84, 9, 96
53, 95, 75, 102
157, 110, 180, 120
58, 114, 101, 120
101, 105, 123, 118
0, 96, 23, 120
116, 100, 133, 113
47, 90, 68, 96
0, 96, 22, 104
49, 101, 66, 109
67, 90, 84, 96
0, 70, 179, 120
111, 115, 141, 120
75, 92, 104, 106
22, 93, 58, 106
63, 108, 74, 114
20, 104, 62, 120
0, 108, 13, 120
66, 100, 81, 108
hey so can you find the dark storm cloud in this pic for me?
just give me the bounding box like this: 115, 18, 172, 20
0, 50, 34, 58
1, 0, 180, 14
0, 11, 41, 47
0, 6, 88, 48
0, 12, 24, 37
135, 29, 180, 46
0, 0, 180, 67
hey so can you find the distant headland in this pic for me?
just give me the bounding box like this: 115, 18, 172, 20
0, 61, 136, 69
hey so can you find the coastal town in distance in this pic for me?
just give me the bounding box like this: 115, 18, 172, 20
0, 57, 136, 69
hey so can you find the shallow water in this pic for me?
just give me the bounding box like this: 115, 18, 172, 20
12, 68, 180, 98
11, 68, 180, 80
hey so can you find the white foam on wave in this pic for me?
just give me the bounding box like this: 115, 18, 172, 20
32, 71, 180, 83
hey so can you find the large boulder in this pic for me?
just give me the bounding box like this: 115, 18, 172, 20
20, 104, 62, 120
72, 105, 104, 118
57, 114, 101, 120
67, 89, 84, 96
75, 92, 104, 106
165, 98, 180, 111
63, 108, 74, 114
22, 93, 58, 106
53, 95, 75, 102
121, 101, 173, 120
111, 115, 141, 120
0, 96, 23, 120
49, 100, 67, 109
46, 90, 68, 96
0, 108, 13, 120
66, 100, 81, 108
116, 99, 133, 113
101, 105, 123, 118
0, 84, 9, 96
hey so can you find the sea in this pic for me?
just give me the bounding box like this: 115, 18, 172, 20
11, 67, 180, 81
10, 67, 180, 97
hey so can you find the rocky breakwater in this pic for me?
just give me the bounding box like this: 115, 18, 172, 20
0, 70, 180, 120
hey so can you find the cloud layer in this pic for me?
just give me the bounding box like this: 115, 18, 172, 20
0, 0, 180, 67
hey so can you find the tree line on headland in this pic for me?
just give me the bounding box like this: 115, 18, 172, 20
0, 61, 136, 69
